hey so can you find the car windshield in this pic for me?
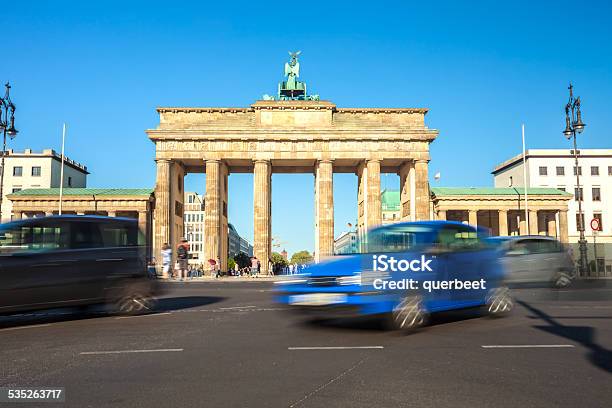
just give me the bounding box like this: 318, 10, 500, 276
352, 225, 438, 254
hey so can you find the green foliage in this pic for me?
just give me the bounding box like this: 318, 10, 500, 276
228, 257, 236, 270
290, 250, 313, 265
271, 252, 288, 267
234, 252, 251, 269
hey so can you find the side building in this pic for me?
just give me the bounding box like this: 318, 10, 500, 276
184, 192, 206, 265
1, 149, 88, 222
493, 149, 612, 275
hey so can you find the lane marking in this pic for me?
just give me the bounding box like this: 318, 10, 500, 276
219, 305, 257, 310
288, 346, 384, 350
289, 358, 367, 407
481, 344, 575, 349
115, 312, 172, 319
0, 323, 52, 332
80, 348, 184, 355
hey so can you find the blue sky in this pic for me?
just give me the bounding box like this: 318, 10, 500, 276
5, 1, 612, 256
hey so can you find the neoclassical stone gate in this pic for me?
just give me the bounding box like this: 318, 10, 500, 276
147, 100, 438, 274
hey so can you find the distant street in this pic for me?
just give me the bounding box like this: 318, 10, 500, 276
2, 281, 611, 408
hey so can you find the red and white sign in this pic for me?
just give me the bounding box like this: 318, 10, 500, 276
590, 218, 600, 231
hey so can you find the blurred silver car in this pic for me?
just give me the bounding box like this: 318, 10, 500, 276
487, 236, 575, 288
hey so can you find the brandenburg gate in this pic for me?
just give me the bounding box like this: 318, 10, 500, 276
147, 53, 438, 274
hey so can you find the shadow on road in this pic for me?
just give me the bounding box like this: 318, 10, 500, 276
518, 300, 612, 375
0, 296, 225, 330
301, 308, 486, 333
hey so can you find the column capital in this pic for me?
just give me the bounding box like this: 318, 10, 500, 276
205, 158, 220, 164
253, 158, 271, 165
366, 158, 381, 164
318, 159, 334, 165
155, 158, 171, 164
415, 159, 430, 164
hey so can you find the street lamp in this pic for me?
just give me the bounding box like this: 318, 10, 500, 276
0, 82, 18, 222
563, 83, 587, 276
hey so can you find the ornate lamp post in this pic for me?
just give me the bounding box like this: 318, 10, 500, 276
0, 82, 18, 222
563, 83, 587, 276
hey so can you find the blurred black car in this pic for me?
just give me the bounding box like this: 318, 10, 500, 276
0, 215, 161, 315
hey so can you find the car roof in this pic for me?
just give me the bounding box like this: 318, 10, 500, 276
370, 220, 481, 232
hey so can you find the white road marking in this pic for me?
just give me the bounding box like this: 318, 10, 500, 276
80, 348, 184, 355
219, 305, 257, 310
481, 344, 575, 348
115, 312, 172, 319
288, 346, 384, 350
0, 323, 52, 332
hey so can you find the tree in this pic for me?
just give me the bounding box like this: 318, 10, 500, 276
290, 250, 313, 265
271, 252, 288, 268
228, 257, 236, 271
234, 252, 251, 269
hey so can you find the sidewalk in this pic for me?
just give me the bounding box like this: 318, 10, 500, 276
161, 275, 284, 282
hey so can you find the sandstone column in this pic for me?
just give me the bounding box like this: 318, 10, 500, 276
153, 159, 172, 271
13, 211, 22, 220
529, 210, 539, 235
498, 210, 508, 236
468, 210, 478, 227
398, 161, 414, 221
254, 159, 271, 275
205, 159, 222, 272
437, 210, 447, 220
558, 210, 569, 243
315, 160, 334, 262
547, 212, 557, 237
367, 160, 382, 229
414, 159, 430, 221
107, 211, 116, 217
519, 213, 528, 235
138, 210, 148, 240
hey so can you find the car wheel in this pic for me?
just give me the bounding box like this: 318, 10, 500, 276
486, 287, 513, 316
388, 295, 428, 331
113, 292, 155, 315
553, 273, 571, 288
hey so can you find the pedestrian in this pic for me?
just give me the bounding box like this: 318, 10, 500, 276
215, 257, 221, 278
250, 257, 258, 277
288, 263, 294, 275
234, 262, 239, 277
161, 243, 172, 279
176, 238, 189, 281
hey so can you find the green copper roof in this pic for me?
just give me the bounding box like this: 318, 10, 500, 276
381, 189, 400, 211
9, 188, 154, 196
431, 187, 572, 196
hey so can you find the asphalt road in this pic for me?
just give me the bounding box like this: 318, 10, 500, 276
1, 281, 611, 408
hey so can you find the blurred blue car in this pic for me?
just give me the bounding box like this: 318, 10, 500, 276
275, 221, 511, 330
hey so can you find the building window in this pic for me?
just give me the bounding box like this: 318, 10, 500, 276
557, 186, 566, 192
31, 166, 41, 177
592, 187, 601, 201
574, 187, 583, 201
68, 176, 72, 187
573, 166, 582, 176
13, 166, 22, 177
593, 213, 603, 231
591, 166, 599, 176
609, 166, 612, 176
556, 166, 565, 176
539, 166, 547, 176
576, 213, 585, 230
12, 187, 21, 193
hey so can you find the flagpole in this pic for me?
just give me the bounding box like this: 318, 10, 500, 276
58, 123, 66, 215
521, 124, 529, 234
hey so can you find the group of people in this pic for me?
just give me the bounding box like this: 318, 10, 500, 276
153, 241, 306, 279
